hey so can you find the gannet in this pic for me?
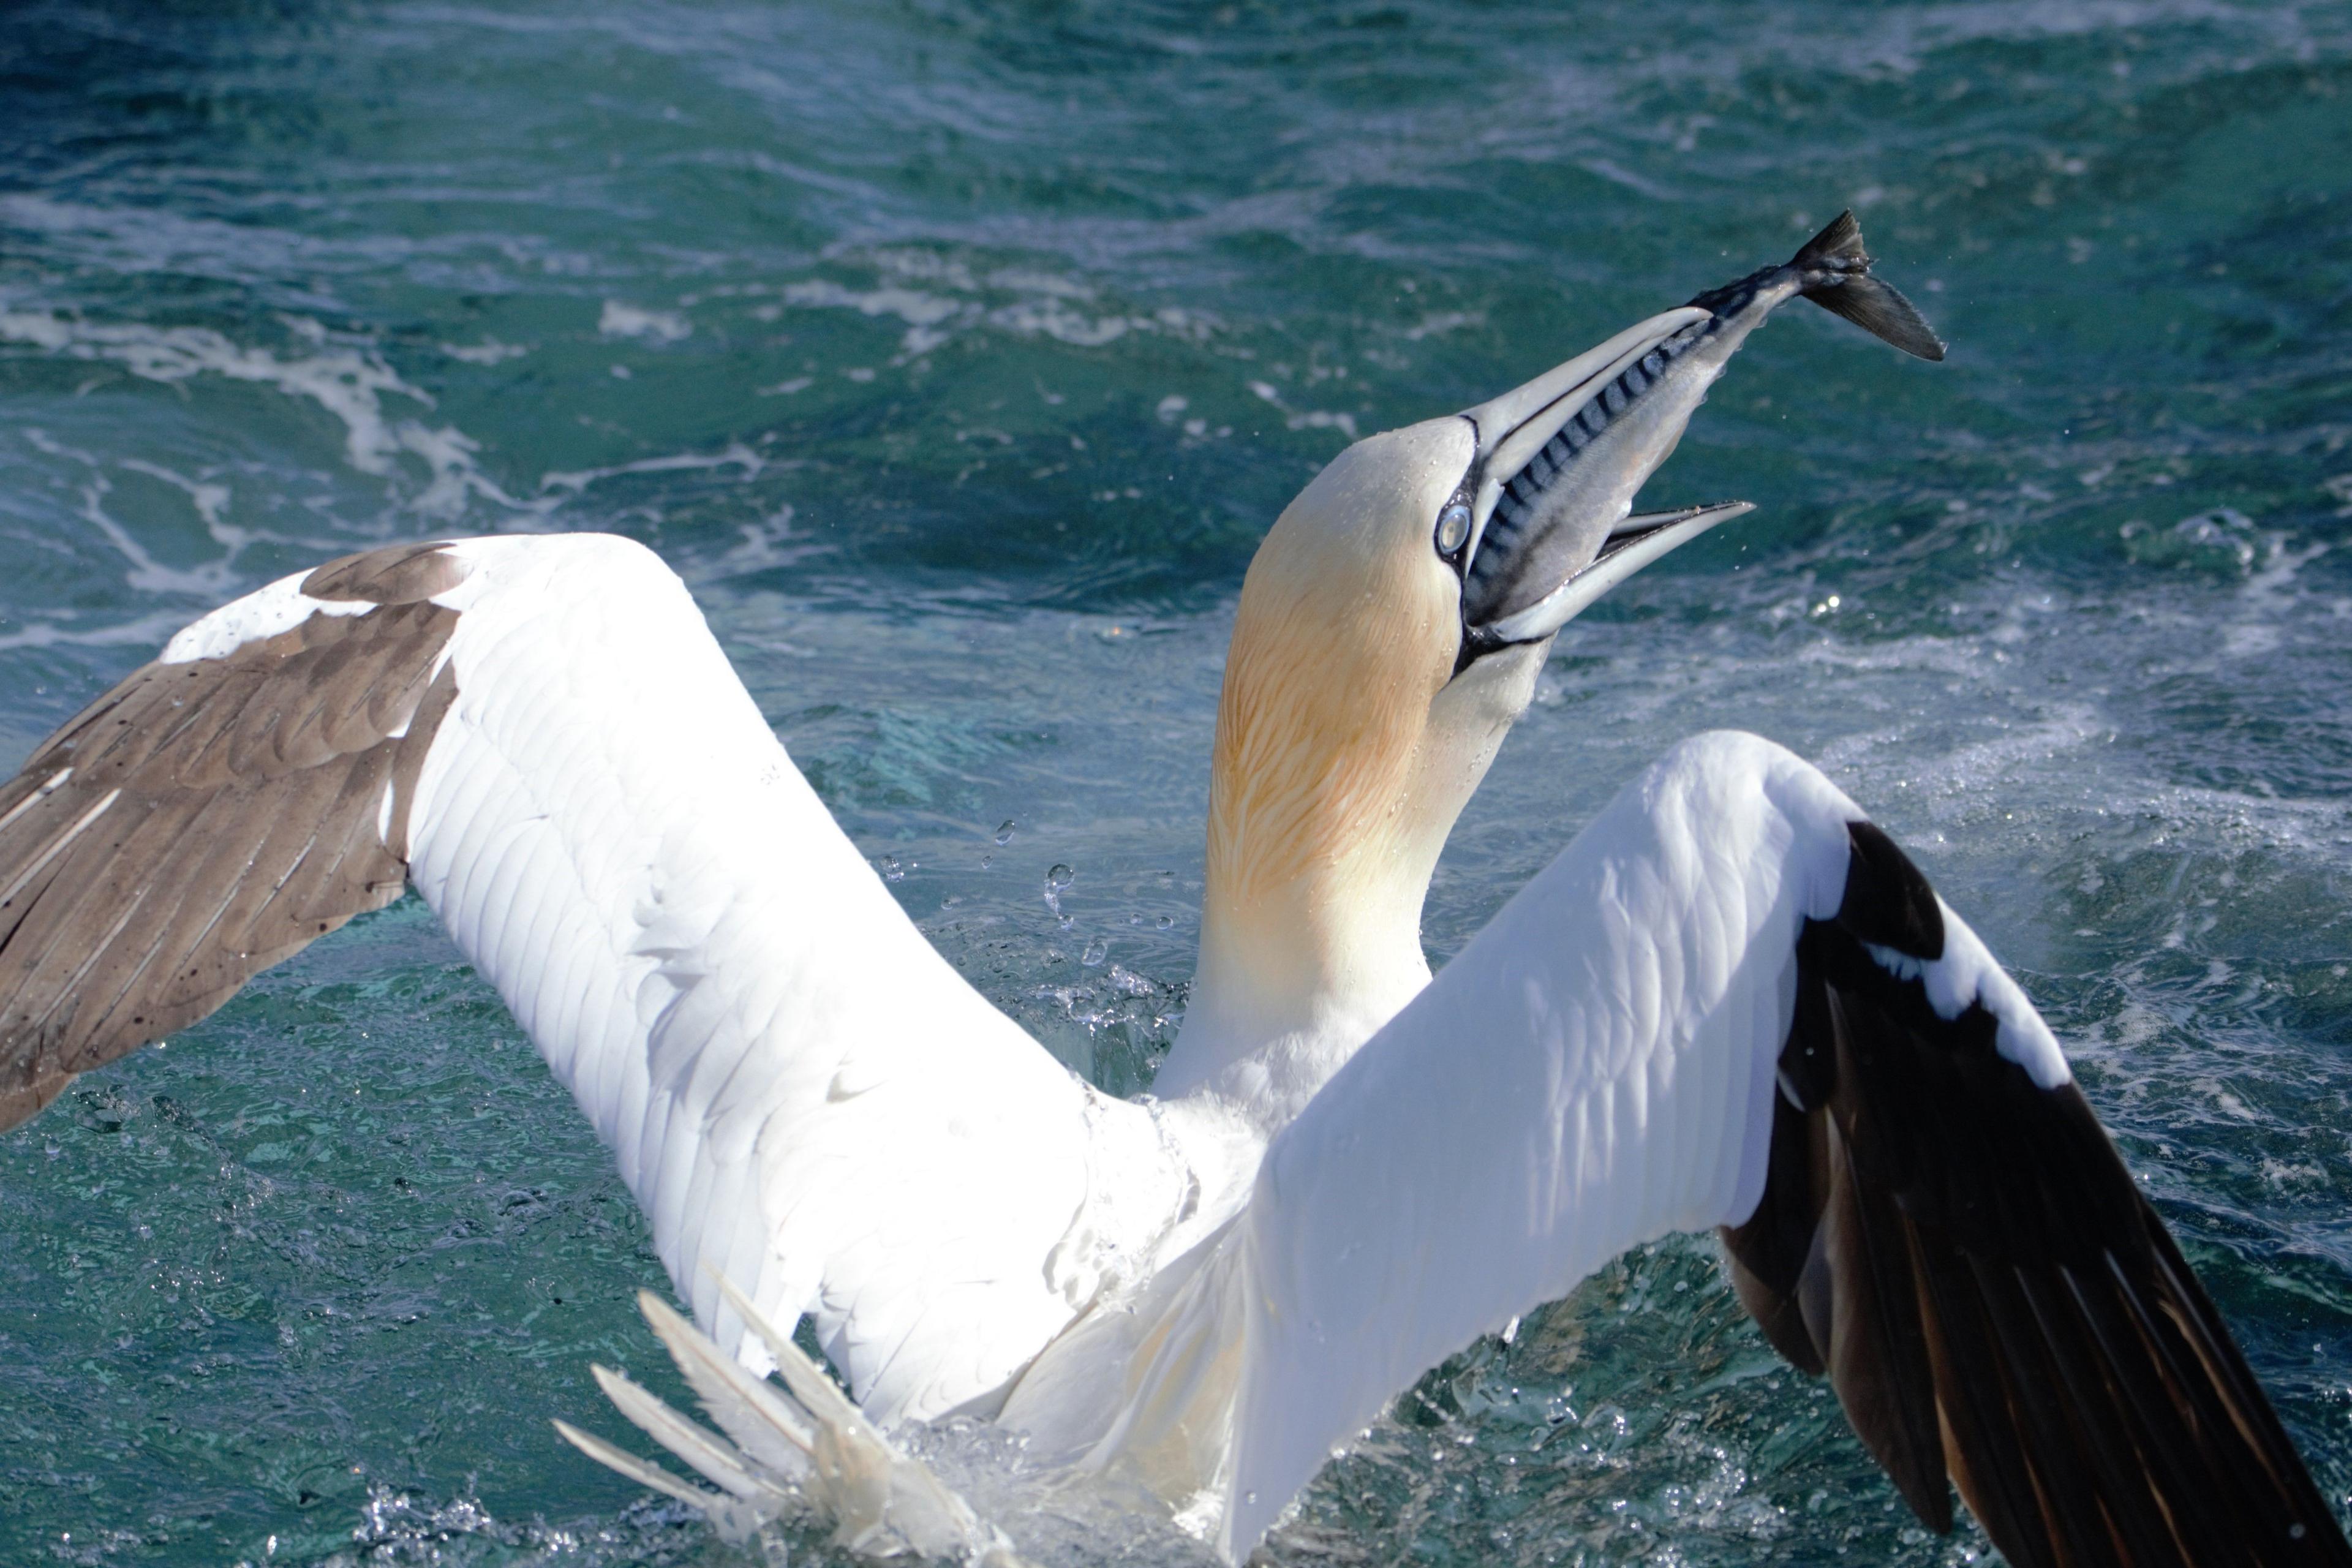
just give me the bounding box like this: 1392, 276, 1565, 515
0, 213, 2341, 1568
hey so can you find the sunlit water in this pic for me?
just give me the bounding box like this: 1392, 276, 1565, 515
2, 2, 2350, 1564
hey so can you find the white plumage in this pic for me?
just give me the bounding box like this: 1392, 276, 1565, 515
398, 535, 1204, 1422
1108, 732, 2060, 1556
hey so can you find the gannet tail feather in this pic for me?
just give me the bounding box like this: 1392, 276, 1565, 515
1789, 209, 1947, 361
552, 1418, 743, 1515
1194, 731, 2346, 1566
710, 1273, 1019, 1562
712, 1270, 869, 1436
564, 1287, 1025, 1565
590, 1360, 791, 1503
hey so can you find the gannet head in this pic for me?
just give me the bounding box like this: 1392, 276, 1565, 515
1163, 309, 1755, 1119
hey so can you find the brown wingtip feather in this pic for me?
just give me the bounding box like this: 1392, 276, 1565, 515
0, 544, 468, 1138
0, 1069, 70, 1133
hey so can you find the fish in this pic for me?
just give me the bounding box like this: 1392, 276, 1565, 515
1458, 209, 1945, 653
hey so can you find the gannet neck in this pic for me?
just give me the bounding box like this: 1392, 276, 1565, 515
1169, 643, 1545, 1131
1155, 419, 1501, 1128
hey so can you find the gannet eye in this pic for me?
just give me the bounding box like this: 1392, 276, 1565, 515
1434, 503, 1471, 557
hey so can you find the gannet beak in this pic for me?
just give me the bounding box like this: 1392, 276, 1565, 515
1450, 307, 1754, 662
1476, 500, 1753, 646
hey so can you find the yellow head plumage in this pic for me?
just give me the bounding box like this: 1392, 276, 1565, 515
1163, 304, 1758, 1117
1208, 425, 1464, 913
1175, 416, 1550, 1110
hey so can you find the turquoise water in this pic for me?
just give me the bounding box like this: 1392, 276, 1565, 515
2, 1, 2350, 1562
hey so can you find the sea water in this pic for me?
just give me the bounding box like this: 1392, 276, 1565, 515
1, 2, 2348, 1563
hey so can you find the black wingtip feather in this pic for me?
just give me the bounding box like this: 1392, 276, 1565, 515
1810, 1115, 1953, 1531
1719, 812, 2352, 1568
1838, 820, 1945, 959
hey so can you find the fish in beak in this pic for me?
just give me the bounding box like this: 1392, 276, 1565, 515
1446, 209, 1944, 669
1174, 211, 1946, 1101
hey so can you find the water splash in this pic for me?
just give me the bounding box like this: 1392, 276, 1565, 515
0, 306, 519, 519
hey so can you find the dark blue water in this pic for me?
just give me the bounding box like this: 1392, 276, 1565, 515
2, 2, 2348, 1563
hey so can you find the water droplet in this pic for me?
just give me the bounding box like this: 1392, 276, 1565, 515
1082, 938, 1107, 967
879, 854, 905, 882
1044, 863, 1074, 919
995, 819, 1017, 845
1156, 913, 1173, 929
979, 853, 993, 870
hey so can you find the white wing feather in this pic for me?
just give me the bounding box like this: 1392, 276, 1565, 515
1210, 731, 1868, 1554
1062, 731, 1874, 1556
401, 535, 1182, 1422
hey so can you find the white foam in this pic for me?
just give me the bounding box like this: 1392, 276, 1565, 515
783, 280, 970, 357
706, 508, 833, 580
1245, 380, 1357, 441
599, 301, 691, 342
441, 338, 529, 364
0, 609, 190, 654
118, 459, 231, 533
64, 467, 240, 600
2225, 529, 2328, 661
538, 442, 765, 496
775, 260, 1216, 364
0, 306, 516, 521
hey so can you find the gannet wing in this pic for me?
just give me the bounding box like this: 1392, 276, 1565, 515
1202, 729, 2344, 1566
0, 534, 1178, 1423
0, 541, 461, 1128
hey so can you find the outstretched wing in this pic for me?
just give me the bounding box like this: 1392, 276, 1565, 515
0, 533, 1182, 1424
0, 542, 464, 1126
1723, 818, 2343, 1568
1193, 729, 2343, 1565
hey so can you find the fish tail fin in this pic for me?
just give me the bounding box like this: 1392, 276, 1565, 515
1789, 210, 1948, 361
1808, 272, 1948, 361
1791, 209, 1868, 270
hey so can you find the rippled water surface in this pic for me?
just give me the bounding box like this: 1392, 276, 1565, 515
3, 2, 2350, 1563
